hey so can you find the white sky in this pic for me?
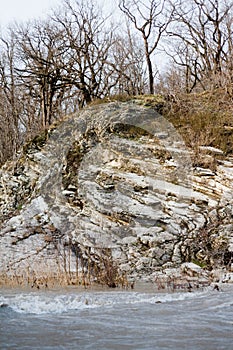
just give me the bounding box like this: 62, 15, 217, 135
0, 0, 61, 29
0, 0, 168, 71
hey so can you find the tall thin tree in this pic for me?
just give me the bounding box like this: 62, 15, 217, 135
119, 0, 174, 94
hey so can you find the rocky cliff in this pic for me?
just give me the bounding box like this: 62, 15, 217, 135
0, 100, 233, 288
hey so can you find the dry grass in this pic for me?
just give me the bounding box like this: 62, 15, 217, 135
91, 90, 233, 164
163, 89, 233, 158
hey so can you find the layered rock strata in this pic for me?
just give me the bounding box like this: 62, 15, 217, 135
0, 101, 233, 287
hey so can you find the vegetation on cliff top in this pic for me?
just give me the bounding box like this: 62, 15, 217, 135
1, 0, 233, 165
5, 89, 233, 172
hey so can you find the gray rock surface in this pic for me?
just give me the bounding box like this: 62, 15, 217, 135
0, 101, 233, 287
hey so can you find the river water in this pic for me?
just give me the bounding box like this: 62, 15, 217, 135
0, 284, 233, 350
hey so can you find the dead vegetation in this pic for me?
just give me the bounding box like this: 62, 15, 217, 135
163, 89, 233, 160
0, 243, 129, 290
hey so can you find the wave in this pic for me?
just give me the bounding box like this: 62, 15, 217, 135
0, 289, 212, 315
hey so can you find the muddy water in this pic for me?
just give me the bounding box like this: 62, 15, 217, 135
0, 284, 233, 350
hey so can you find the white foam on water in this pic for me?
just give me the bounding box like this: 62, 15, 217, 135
0, 289, 210, 315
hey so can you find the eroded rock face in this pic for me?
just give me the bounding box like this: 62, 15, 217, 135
0, 101, 233, 286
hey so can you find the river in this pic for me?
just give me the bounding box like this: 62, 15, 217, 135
0, 283, 232, 349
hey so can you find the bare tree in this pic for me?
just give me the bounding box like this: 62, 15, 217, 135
0, 31, 22, 164
119, 0, 174, 94
52, 0, 117, 107
109, 25, 147, 96
167, 0, 233, 92
15, 20, 68, 128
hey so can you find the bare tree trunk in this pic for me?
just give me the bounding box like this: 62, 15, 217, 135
144, 38, 154, 94
119, 0, 173, 95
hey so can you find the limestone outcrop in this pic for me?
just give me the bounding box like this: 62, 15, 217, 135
0, 101, 233, 287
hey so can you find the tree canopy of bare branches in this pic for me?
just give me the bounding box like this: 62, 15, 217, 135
1, 0, 233, 165
119, 0, 174, 94
166, 0, 233, 92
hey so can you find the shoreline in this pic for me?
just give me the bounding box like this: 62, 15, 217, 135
1, 263, 233, 294
1, 274, 232, 295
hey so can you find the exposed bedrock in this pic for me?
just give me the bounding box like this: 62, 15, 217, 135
0, 101, 233, 286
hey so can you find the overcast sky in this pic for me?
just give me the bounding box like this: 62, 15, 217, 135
0, 0, 61, 30
0, 0, 114, 33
